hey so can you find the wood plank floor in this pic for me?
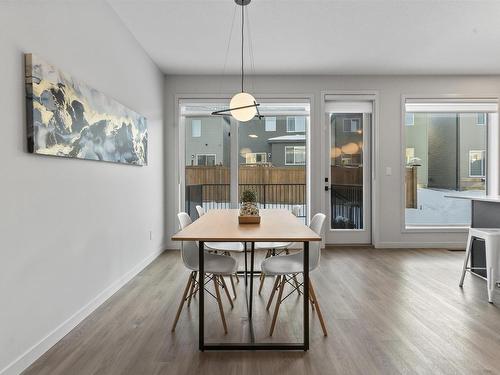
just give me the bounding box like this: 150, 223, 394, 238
23, 247, 500, 375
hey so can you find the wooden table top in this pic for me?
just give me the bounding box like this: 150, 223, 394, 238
172, 209, 321, 242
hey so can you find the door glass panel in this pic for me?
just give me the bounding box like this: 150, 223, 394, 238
181, 102, 231, 219
329, 112, 369, 229
238, 103, 310, 223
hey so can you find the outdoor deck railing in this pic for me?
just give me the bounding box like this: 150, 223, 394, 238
331, 184, 363, 229
185, 183, 363, 229
185, 183, 307, 220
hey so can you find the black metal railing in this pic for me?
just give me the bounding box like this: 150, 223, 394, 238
185, 183, 307, 220
331, 184, 363, 229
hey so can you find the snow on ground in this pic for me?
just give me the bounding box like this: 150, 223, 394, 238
405, 188, 484, 226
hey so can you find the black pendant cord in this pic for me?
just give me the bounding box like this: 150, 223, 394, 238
241, 4, 244, 93
211, 0, 263, 120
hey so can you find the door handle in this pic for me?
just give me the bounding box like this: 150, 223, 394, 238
324, 186, 329, 191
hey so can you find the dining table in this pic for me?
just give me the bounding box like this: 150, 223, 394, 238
171, 208, 322, 351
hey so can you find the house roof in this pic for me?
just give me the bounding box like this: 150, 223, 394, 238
267, 134, 306, 144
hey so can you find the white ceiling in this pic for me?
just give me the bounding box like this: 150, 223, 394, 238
108, 0, 500, 75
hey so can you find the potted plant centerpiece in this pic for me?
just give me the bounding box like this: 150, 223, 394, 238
239, 189, 261, 224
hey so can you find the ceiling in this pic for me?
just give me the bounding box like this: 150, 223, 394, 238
108, 0, 500, 75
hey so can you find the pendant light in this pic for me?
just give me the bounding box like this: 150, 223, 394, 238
212, 0, 262, 122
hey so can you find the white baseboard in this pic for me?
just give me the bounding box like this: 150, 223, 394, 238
374, 241, 465, 249
0, 246, 165, 375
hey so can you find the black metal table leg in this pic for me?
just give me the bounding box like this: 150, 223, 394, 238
199, 241, 205, 351
303, 241, 309, 351
249, 242, 255, 320
244, 242, 248, 286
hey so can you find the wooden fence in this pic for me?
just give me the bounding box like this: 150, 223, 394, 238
405, 166, 418, 208
185, 165, 306, 186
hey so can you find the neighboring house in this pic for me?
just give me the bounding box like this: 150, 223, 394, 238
184, 115, 307, 168
184, 116, 230, 166
238, 115, 307, 167
405, 112, 486, 191
330, 113, 366, 167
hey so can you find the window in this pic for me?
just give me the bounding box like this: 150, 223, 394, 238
285, 146, 306, 165
196, 154, 216, 166
245, 152, 267, 164
469, 150, 486, 177
286, 116, 306, 132
343, 118, 361, 132
403, 99, 493, 227
191, 119, 201, 137
265, 117, 276, 131
405, 113, 414, 126
476, 113, 486, 126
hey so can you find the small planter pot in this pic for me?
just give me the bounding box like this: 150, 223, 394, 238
239, 202, 260, 224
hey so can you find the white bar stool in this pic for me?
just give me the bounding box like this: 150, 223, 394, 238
459, 228, 500, 303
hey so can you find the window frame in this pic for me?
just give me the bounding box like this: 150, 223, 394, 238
196, 153, 216, 166
469, 149, 486, 178
285, 145, 306, 165
405, 113, 415, 126
343, 118, 361, 132
265, 117, 277, 132
245, 152, 267, 164
191, 119, 202, 137
401, 95, 496, 232
476, 113, 486, 126
286, 116, 306, 133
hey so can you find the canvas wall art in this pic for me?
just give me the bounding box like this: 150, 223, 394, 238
25, 54, 148, 165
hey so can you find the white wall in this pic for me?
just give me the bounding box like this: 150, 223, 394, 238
164, 74, 500, 249
0, 1, 165, 374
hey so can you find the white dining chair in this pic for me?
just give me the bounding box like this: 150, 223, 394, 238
171, 212, 238, 334
195, 205, 243, 298
260, 213, 327, 336
257, 204, 302, 294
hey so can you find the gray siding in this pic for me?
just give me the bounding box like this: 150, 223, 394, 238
185, 116, 229, 166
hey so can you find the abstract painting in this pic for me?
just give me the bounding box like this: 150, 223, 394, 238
25, 54, 148, 165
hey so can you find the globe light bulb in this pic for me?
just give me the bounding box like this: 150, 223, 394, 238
230, 92, 257, 122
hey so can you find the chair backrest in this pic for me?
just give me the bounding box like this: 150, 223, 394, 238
292, 205, 301, 217
196, 205, 205, 218
308, 213, 326, 271
177, 212, 199, 271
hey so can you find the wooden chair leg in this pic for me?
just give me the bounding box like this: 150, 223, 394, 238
229, 275, 237, 299
259, 273, 266, 295
171, 272, 193, 332
266, 275, 281, 310
220, 276, 234, 308
187, 271, 197, 307
213, 276, 228, 334
269, 276, 286, 336
292, 274, 302, 295
309, 280, 327, 336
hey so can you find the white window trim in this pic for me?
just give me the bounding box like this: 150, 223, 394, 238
285, 146, 306, 165
400, 95, 497, 233
195, 153, 216, 166
245, 152, 267, 164
469, 150, 486, 178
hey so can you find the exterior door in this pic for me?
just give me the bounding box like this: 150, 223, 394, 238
324, 96, 373, 244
